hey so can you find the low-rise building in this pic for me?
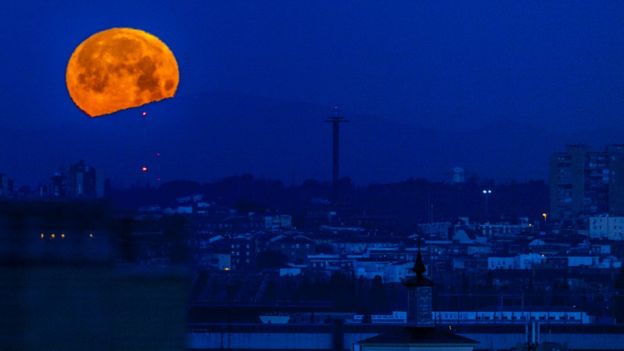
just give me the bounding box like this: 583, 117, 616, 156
353, 259, 412, 283
265, 214, 293, 231
199, 252, 231, 270
433, 310, 593, 325
488, 256, 516, 270
488, 253, 546, 270
480, 218, 530, 238
308, 254, 355, 273
229, 234, 258, 270
267, 234, 314, 264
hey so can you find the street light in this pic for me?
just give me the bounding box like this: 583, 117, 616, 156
482, 189, 493, 221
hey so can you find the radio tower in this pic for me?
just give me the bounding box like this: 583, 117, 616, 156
326, 106, 348, 200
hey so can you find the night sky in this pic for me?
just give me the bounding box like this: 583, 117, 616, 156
1, 1, 624, 186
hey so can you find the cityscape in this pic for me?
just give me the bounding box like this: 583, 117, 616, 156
2, 1, 624, 351
3, 137, 624, 350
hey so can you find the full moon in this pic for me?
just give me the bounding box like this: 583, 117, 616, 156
66, 27, 179, 117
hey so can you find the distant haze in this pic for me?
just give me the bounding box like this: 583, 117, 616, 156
2, 91, 622, 187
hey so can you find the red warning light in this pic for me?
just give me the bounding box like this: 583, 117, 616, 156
140, 165, 149, 173
141, 111, 148, 117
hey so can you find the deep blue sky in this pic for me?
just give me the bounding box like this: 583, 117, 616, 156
1, 1, 624, 186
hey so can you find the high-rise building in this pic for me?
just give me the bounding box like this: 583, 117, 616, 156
607, 145, 624, 215
50, 170, 66, 198
549, 145, 624, 221
451, 166, 466, 184
0, 173, 14, 197
67, 160, 97, 198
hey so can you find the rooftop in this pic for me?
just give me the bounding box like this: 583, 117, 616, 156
353, 327, 478, 345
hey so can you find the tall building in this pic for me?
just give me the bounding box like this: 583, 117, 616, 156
50, 170, 66, 198
0, 173, 13, 197
549, 145, 624, 221
607, 145, 624, 215
67, 160, 97, 198
451, 166, 466, 184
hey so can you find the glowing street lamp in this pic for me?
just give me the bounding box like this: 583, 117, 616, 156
482, 189, 493, 221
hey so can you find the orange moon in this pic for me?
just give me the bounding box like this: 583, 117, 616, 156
66, 27, 179, 117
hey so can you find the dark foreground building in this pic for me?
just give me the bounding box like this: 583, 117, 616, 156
0, 201, 189, 351
186, 323, 624, 351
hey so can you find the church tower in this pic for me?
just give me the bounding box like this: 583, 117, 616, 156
402, 240, 433, 326
358, 240, 478, 351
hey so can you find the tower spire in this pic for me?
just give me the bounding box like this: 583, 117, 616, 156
403, 237, 434, 326
404, 237, 432, 286
413, 238, 426, 278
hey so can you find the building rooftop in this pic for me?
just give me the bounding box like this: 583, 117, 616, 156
358, 327, 478, 345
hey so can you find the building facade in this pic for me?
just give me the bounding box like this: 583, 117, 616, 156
67, 160, 97, 198
589, 215, 624, 241
549, 145, 624, 221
